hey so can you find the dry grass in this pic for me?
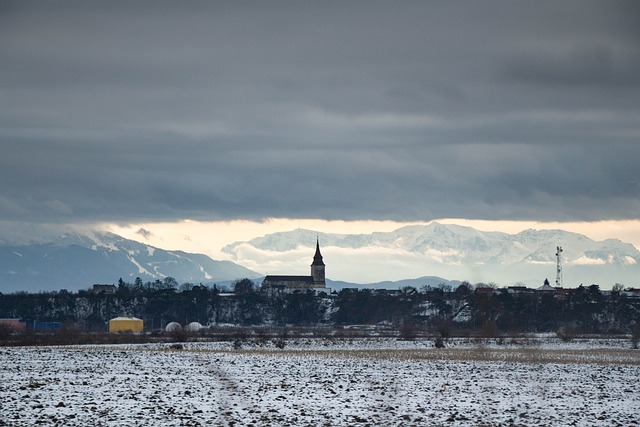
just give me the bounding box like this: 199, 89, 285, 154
59, 339, 640, 366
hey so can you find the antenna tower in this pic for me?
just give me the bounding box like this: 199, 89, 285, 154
555, 246, 563, 287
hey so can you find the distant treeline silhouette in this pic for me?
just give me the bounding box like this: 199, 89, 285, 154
1, 278, 639, 337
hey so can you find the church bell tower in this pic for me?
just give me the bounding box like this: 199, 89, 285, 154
311, 238, 326, 286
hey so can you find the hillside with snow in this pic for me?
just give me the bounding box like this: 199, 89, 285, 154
0, 232, 261, 293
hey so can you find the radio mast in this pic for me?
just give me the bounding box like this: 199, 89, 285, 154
555, 246, 563, 287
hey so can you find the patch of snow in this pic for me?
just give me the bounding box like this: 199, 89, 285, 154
84, 231, 119, 251
127, 255, 153, 276
149, 263, 167, 278
199, 265, 213, 280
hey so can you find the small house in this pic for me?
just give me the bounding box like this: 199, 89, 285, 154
108, 317, 144, 333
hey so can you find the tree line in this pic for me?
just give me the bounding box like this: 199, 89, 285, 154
1, 278, 640, 337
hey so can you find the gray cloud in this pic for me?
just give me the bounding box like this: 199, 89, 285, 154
1, 1, 639, 225
136, 228, 153, 240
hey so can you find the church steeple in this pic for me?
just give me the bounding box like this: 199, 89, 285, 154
311, 238, 326, 286
312, 238, 325, 266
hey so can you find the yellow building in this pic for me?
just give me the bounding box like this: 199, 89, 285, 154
108, 317, 144, 333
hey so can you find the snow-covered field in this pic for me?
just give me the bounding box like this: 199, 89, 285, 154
1, 338, 639, 426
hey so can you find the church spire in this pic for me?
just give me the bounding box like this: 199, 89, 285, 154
311, 237, 326, 286
312, 237, 325, 266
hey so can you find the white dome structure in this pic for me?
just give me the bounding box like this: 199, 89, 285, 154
185, 322, 203, 332
165, 322, 182, 332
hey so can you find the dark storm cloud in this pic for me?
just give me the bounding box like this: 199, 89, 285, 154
1, 1, 639, 224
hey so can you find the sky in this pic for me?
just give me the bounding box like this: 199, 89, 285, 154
1, 1, 640, 280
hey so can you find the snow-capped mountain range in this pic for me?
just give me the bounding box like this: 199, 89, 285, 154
0, 232, 261, 293
2, 223, 639, 292
222, 223, 640, 288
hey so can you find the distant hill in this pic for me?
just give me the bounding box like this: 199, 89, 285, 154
222, 223, 640, 288
0, 231, 261, 293
326, 276, 461, 291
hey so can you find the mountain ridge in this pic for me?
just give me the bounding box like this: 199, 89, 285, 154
0, 232, 261, 293
223, 222, 640, 266
222, 222, 640, 288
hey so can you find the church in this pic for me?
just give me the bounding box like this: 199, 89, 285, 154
261, 239, 327, 292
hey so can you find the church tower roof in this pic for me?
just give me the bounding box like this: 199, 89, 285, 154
311, 238, 325, 266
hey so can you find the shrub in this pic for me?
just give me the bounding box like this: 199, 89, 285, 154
435, 318, 451, 339
557, 326, 575, 342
